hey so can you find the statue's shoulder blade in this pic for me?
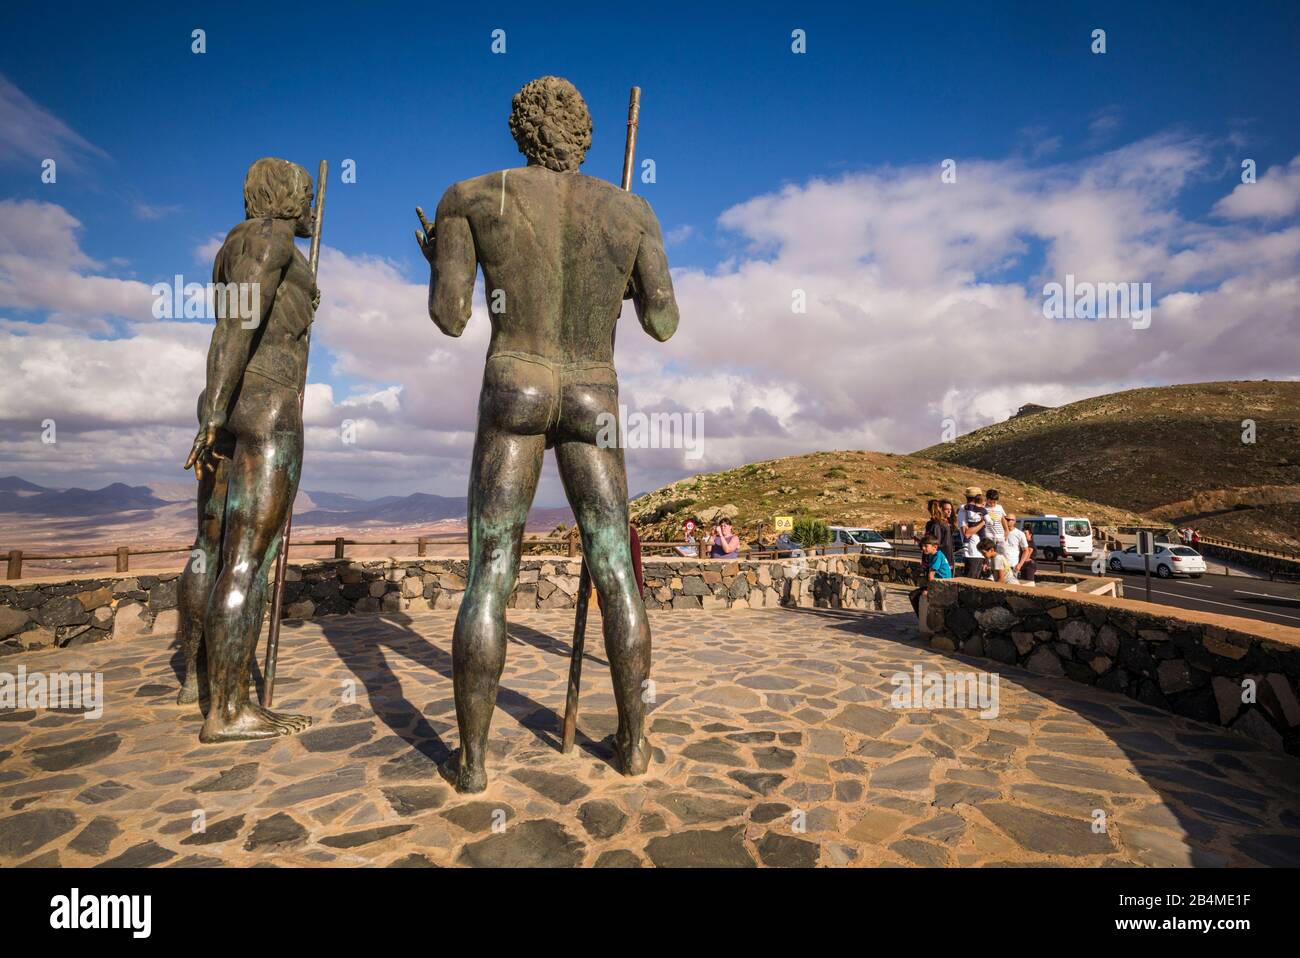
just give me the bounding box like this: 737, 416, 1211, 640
246, 217, 296, 267
440, 169, 518, 212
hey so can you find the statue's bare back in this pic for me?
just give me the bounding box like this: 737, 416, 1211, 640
430, 165, 676, 365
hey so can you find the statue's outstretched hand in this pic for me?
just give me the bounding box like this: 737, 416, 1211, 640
184, 417, 228, 479
414, 206, 436, 264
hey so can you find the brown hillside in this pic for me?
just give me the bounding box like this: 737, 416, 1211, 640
913, 380, 1300, 551
629, 449, 1144, 544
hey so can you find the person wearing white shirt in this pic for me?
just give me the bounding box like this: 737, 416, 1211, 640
984, 489, 1006, 545
1000, 514, 1030, 584
955, 487, 988, 578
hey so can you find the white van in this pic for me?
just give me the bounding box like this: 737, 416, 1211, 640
1017, 515, 1093, 562
826, 526, 894, 555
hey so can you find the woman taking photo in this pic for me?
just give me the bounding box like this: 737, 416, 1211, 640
710, 518, 741, 558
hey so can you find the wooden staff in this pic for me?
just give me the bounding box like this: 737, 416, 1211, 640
620, 86, 641, 191
562, 87, 640, 754
262, 158, 328, 708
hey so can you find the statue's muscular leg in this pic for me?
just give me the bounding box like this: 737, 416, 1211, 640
555, 440, 652, 776
175, 452, 230, 705
442, 424, 545, 793
198, 425, 310, 743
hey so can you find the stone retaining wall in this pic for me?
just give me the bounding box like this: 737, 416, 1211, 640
0, 555, 883, 657
279, 555, 882, 617
1196, 541, 1300, 580
924, 577, 1300, 755
0, 571, 180, 656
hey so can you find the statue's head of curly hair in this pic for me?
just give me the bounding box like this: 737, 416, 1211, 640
243, 157, 312, 220
508, 77, 592, 172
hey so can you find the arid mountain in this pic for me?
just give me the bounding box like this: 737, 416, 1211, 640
913, 381, 1300, 551
296, 491, 468, 526
0, 480, 173, 516
629, 449, 1144, 543
0, 478, 572, 577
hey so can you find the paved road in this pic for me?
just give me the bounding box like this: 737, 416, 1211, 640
1088, 567, 1300, 628
884, 543, 1300, 629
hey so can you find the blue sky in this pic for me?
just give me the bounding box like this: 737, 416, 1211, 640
7, 2, 1297, 273
1, 1, 1298, 501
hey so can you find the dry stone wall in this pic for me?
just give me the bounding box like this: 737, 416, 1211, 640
1, 556, 883, 656
924, 577, 1300, 756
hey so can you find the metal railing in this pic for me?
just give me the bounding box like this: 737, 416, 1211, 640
28, 525, 1290, 581
1193, 534, 1300, 562
3, 529, 795, 580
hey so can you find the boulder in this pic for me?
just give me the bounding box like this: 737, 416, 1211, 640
974, 607, 1018, 632
1025, 647, 1064, 676
112, 602, 151, 639
0, 607, 30, 639
1058, 619, 1095, 648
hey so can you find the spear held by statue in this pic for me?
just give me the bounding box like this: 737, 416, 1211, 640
262, 158, 329, 708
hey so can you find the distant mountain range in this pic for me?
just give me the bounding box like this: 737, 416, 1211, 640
0, 476, 572, 529
294, 491, 468, 526
0, 479, 172, 516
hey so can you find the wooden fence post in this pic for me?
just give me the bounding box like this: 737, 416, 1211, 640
116, 546, 129, 573
6, 550, 21, 580
417, 536, 428, 557
568, 527, 578, 558
334, 537, 346, 560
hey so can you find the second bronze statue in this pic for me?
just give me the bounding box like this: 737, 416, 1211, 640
175, 157, 320, 743
416, 76, 680, 793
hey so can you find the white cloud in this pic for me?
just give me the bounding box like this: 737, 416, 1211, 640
0, 74, 109, 171
1213, 156, 1300, 220
134, 201, 183, 221
0, 199, 155, 322
4, 135, 1298, 503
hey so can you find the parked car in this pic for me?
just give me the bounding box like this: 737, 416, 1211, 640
825, 526, 895, 555
1108, 544, 1207, 578
1017, 515, 1094, 562
770, 533, 805, 558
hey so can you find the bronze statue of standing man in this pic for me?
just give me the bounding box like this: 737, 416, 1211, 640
416, 77, 680, 792
175, 157, 315, 742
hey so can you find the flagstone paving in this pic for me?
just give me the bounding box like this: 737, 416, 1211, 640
3, 594, 1300, 868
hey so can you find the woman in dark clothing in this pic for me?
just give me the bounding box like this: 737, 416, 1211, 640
934, 499, 958, 568
1019, 538, 1038, 586
924, 499, 956, 568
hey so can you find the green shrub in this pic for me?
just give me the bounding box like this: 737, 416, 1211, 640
792, 517, 831, 550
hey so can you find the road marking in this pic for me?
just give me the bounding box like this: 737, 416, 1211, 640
1171, 580, 1213, 589
1148, 589, 1300, 624
1234, 589, 1300, 603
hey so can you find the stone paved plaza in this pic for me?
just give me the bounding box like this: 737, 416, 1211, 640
3, 593, 1300, 867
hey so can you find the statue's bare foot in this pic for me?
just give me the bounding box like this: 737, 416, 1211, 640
438, 749, 487, 794
199, 703, 311, 743
176, 673, 200, 705
613, 734, 652, 776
